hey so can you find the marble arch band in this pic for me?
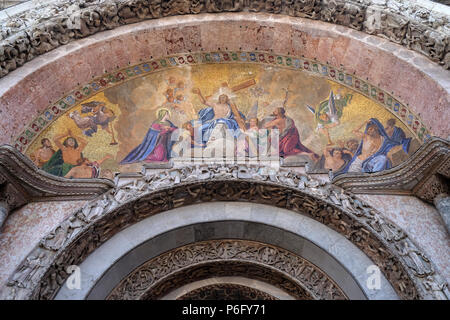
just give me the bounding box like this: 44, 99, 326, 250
0, 0, 449, 301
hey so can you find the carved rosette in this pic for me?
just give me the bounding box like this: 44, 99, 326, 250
1, 164, 448, 300
107, 240, 346, 300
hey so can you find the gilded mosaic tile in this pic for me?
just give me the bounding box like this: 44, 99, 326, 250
16, 51, 429, 179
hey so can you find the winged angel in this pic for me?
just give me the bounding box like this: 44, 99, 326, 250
306, 91, 352, 145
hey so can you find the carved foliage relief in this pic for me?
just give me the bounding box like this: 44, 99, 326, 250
1, 164, 448, 300
108, 240, 346, 300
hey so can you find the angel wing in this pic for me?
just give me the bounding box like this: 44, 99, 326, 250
305, 104, 316, 115
327, 91, 338, 119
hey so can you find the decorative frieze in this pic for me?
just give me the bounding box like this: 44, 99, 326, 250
433, 193, 450, 234
177, 283, 278, 300
108, 240, 346, 300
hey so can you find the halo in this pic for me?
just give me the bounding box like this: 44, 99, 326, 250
155, 107, 171, 118
210, 86, 237, 102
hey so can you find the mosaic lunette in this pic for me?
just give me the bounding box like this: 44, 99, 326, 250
26, 63, 421, 178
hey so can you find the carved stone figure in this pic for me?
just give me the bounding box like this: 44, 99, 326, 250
7, 253, 46, 289
40, 216, 84, 251
39, 271, 65, 300
78, 196, 110, 222
396, 241, 433, 277
99, 3, 121, 29
108, 240, 346, 299
370, 214, 406, 242
423, 275, 450, 300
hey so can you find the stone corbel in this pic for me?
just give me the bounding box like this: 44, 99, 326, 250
433, 193, 450, 234
0, 169, 29, 230
332, 137, 450, 203
333, 137, 450, 233
412, 152, 449, 203
0, 144, 114, 229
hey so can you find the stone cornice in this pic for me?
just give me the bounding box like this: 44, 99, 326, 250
0, 0, 449, 81
332, 137, 450, 202
0, 136, 448, 211
0, 144, 114, 212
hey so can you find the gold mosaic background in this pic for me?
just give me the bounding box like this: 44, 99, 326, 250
26, 63, 420, 178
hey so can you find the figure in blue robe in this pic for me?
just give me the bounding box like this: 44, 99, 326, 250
191, 106, 244, 145
384, 118, 411, 152
336, 118, 411, 175
120, 109, 177, 164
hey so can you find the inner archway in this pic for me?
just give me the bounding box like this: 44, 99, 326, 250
54, 203, 396, 300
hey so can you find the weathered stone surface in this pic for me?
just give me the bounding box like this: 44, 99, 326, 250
0, 0, 448, 80
0, 200, 87, 289
434, 193, 450, 234
0, 164, 448, 300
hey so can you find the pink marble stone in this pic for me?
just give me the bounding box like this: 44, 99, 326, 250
254, 25, 275, 52
328, 36, 350, 68
316, 37, 334, 65
239, 22, 263, 51
129, 33, 154, 63
341, 39, 370, 75
103, 38, 131, 72
373, 52, 405, 91
271, 23, 292, 54
181, 25, 202, 52
299, 32, 321, 60
290, 28, 307, 57
163, 27, 186, 55
358, 194, 450, 283
143, 28, 167, 59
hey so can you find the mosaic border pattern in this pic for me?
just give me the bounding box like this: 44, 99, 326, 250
13, 51, 432, 153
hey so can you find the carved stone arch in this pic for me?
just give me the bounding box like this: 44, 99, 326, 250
55, 205, 394, 300
172, 282, 281, 300
110, 240, 347, 300
1, 164, 448, 300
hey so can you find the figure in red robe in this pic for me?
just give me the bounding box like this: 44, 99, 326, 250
263, 107, 318, 158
